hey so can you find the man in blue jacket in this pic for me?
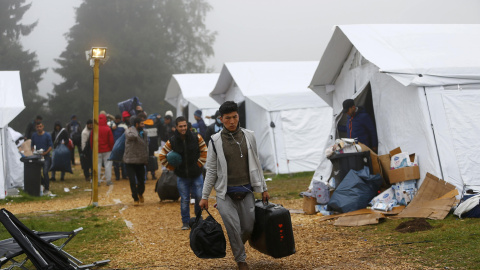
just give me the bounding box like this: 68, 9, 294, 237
342, 99, 378, 153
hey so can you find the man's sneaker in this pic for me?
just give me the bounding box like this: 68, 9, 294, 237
44, 190, 51, 196
134, 200, 139, 206
106, 181, 113, 186
138, 194, 144, 203
181, 223, 190, 230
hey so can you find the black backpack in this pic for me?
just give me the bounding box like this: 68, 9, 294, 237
189, 209, 226, 259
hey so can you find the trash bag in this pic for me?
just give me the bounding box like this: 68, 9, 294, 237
327, 166, 382, 213
312, 180, 330, 204
50, 144, 73, 173
118, 96, 142, 117
108, 133, 125, 162
190, 209, 226, 259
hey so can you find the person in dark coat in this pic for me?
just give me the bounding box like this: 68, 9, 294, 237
24, 115, 42, 140
192, 109, 207, 139
204, 110, 223, 145
112, 115, 128, 180
51, 121, 69, 181
66, 115, 82, 165
341, 99, 378, 152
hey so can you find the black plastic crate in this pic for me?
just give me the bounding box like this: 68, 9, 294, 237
328, 151, 372, 188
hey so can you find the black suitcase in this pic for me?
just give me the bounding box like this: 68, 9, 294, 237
147, 156, 159, 171
249, 200, 296, 258
155, 169, 180, 201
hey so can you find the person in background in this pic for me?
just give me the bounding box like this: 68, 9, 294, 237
122, 111, 132, 128
124, 115, 148, 206
51, 121, 69, 181
159, 116, 207, 230
66, 115, 82, 165
25, 115, 42, 140
90, 114, 114, 186
81, 119, 93, 182
199, 101, 269, 270
192, 110, 207, 139
161, 114, 175, 144
204, 110, 223, 144
341, 99, 378, 153
30, 122, 53, 195
112, 114, 128, 180
144, 116, 160, 179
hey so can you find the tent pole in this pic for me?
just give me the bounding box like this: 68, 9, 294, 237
423, 87, 445, 180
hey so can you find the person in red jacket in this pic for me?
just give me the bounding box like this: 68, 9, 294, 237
90, 113, 115, 186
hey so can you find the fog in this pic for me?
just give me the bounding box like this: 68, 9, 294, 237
21, 0, 480, 97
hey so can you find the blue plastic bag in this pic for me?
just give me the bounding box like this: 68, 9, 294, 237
109, 133, 125, 162
327, 166, 382, 213
49, 144, 73, 173
118, 96, 142, 116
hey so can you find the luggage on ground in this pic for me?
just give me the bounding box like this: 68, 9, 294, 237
249, 199, 296, 258
147, 156, 158, 171
328, 166, 382, 213
50, 144, 73, 173
155, 169, 180, 201
189, 209, 226, 259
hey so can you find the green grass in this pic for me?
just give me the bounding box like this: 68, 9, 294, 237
0, 206, 129, 268
262, 171, 314, 200
355, 214, 480, 269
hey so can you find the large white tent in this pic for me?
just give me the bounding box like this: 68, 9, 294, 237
165, 73, 220, 125
210, 62, 332, 174
309, 24, 480, 194
0, 71, 25, 199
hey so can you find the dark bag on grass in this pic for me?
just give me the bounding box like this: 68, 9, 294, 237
49, 144, 73, 173
190, 209, 226, 259
328, 166, 382, 213
108, 133, 125, 162
155, 169, 180, 201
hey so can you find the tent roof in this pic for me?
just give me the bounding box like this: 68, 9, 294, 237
210, 61, 320, 104
165, 73, 220, 109
247, 91, 327, 111
0, 71, 24, 127
310, 24, 480, 87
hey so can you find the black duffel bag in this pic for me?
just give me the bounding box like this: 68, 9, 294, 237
190, 209, 226, 259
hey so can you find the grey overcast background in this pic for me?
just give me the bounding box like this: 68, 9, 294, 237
21, 0, 480, 97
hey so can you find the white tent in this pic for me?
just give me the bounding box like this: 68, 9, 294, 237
165, 73, 220, 125
309, 24, 480, 194
0, 71, 25, 199
210, 62, 332, 174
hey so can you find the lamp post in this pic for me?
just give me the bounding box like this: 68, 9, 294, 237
86, 47, 108, 207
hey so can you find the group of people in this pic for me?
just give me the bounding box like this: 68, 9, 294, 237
26, 98, 376, 270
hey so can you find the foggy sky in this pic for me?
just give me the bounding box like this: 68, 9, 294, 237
21, 0, 480, 97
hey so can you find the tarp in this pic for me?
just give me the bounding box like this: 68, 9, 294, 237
308, 24, 480, 194
210, 62, 332, 174
165, 73, 220, 125
0, 71, 25, 199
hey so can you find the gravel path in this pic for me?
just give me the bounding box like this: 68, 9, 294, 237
5, 174, 424, 269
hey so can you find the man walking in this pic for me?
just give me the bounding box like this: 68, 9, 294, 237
159, 116, 207, 230
112, 115, 128, 180
30, 122, 53, 195
66, 115, 82, 165
90, 114, 114, 186
81, 119, 93, 182
341, 99, 378, 152
124, 116, 149, 205
25, 115, 42, 140
192, 110, 207, 138
204, 110, 222, 144
199, 101, 269, 270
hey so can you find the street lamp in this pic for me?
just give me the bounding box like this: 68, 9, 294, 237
86, 47, 108, 207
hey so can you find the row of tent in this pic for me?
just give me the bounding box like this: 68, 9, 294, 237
165, 24, 480, 195
1, 24, 480, 198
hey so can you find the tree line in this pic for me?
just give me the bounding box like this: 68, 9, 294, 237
1, 0, 215, 133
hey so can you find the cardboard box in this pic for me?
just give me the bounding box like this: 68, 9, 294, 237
378, 154, 391, 184
303, 196, 317, 215
357, 143, 381, 175
388, 166, 420, 183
